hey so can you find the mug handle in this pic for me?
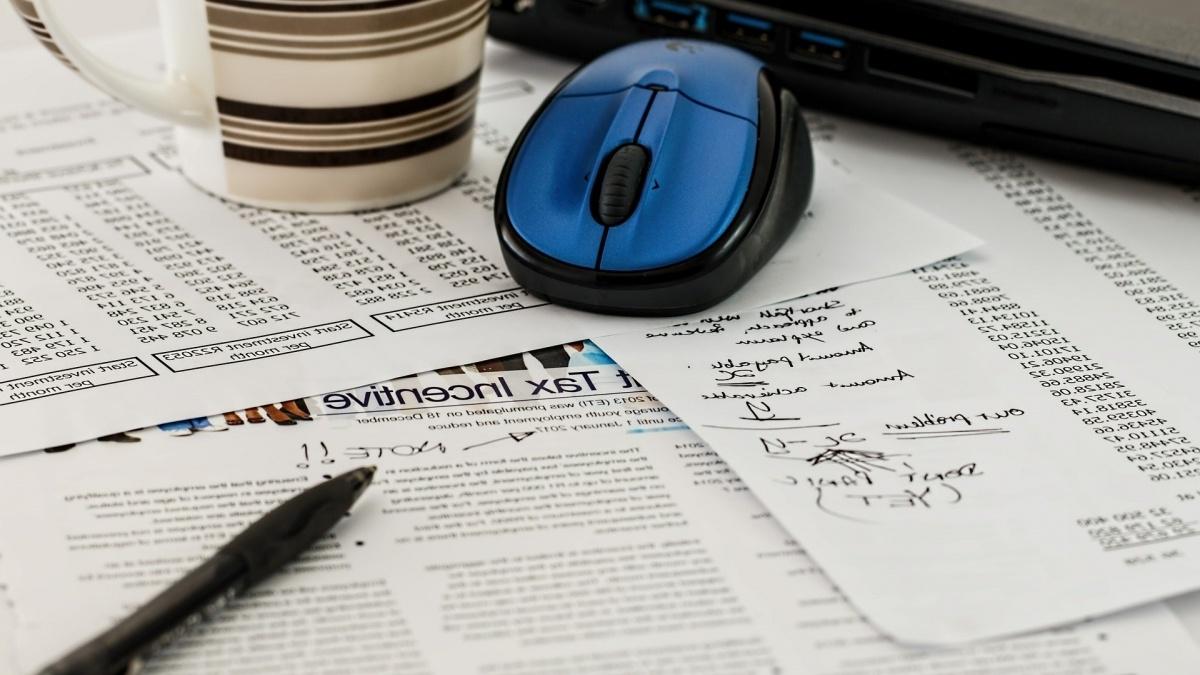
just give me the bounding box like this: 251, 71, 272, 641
20, 0, 210, 126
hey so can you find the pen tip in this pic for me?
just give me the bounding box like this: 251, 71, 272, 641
357, 465, 377, 484
344, 465, 377, 497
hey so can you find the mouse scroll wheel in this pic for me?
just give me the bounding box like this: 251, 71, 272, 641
594, 143, 649, 227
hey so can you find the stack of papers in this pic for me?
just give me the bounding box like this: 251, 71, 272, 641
4, 24, 1200, 675
3, 349, 1200, 673
0, 36, 975, 456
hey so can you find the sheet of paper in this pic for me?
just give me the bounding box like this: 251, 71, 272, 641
1, 344, 1197, 674
0, 581, 14, 675
597, 121, 1200, 644
1169, 592, 1200, 647
0, 33, 978, 457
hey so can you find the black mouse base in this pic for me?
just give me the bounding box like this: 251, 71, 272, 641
499, 252, 756, 317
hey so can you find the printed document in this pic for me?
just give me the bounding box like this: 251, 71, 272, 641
0, 583, 13, 675
598, 118, 1200, 644
0, 34, 977, 456
1, 344, 1198, 674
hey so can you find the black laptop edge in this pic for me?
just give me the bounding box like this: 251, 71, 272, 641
489, 0, 1200, 183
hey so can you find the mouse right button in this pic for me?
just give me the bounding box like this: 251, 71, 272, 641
598, 96, 757, 272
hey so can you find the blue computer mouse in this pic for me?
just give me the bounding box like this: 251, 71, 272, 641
495, 38, 813, 315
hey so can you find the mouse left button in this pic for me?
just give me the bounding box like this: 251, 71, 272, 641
504, 91, 633, 268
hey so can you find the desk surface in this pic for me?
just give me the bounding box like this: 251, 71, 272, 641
3, 0, 1200, 653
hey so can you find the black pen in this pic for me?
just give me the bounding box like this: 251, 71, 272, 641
39, 466, 377, 675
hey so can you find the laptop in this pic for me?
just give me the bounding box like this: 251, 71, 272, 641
489, 0, 1200, 182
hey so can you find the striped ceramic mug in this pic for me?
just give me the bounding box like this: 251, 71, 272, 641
10, 0, 488, 212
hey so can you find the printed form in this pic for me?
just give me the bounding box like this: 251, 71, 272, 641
0, 34, 977, 456
1, 347, 1198, 674
0, 583, 12, 675
598, 118, 1200, 644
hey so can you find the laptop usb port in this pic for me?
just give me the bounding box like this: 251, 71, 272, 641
788, 29, 848, 70
716, 11, 776, 52
633, 0, 710, 34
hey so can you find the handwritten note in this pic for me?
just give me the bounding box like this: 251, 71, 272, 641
598, 265, 1200, 645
